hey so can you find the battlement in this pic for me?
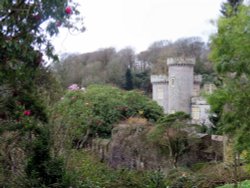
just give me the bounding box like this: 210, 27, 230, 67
167, 57, 195, 66
150, 75, 168, 83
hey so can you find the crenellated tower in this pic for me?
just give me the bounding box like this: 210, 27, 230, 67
150, 75, 168, 113
151, 57, 213, 126
167, 57, 195, 114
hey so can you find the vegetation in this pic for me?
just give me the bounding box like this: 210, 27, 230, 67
51, 84, 164, 153
0, 0, 84, 187
64, 150, 167, 188
125, 68, 134, 90
1, 0, 250, 187
209, 0, 250, 161
148, 112, 194, 168
208, 0, 250, 186
52, 37, 215, 95
217, 180, 250, 188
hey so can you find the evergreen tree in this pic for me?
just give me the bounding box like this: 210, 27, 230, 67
124, 68, 134, 90
220, 0, 243, 17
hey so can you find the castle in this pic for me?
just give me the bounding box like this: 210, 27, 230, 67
150, 57, 214, 126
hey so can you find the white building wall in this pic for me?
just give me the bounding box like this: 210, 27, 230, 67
191, 97, 212, 127
151, 75, 168, 113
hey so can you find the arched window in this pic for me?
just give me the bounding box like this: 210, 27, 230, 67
157, 86, 164, 99
192, 106, 200, 120
170, 77, 175, 87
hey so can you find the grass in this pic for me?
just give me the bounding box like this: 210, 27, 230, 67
216, 180, 250, 188
65, 150, 167, 188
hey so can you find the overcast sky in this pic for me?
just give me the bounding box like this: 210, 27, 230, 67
52, 0, 225, 55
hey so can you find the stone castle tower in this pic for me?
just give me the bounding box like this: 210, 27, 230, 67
151, 57, 214, 126
151, 57, 196, 114
167, 57, 195, 114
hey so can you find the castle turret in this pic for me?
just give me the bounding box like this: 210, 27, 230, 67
150, 75, 168, 113
167, 57, 195, 114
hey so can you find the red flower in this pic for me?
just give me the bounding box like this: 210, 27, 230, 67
65, 6, 72, 14
24, 110, 31, 116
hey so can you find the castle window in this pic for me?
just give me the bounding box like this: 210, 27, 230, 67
157, 86, 164, 99
170, 77, 175, 87
192, 106, 200, 120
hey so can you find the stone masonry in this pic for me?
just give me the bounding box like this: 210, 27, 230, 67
151, 57, 212, 126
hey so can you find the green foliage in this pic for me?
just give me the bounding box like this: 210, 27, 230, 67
124, 68, 134, 90
49, 139, 250, 188
0, 0, 84, 186
165, 168, 200, 188
147, 112, 191, 168
133, 70, 151, 94
63, 150, 167, 188
207, 88, 229, 134
25, 127, 65, 187
210, 5, 250, 77
220, 0, 243, 17
165, 163, 250, 188
148, 112, 190, 142
217, 180, 250, 188
123, 90, 164, 122
52, 85, 164, 148
0, 0, 84, 126
157, 112, 190, 125
209, 3, 250, 163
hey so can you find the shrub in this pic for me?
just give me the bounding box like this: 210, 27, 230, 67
216, 180, 250, 188
51, 84, 164, 150
147, 112, 193, 168
24, 126, 66, 187
64, 150, 167, 188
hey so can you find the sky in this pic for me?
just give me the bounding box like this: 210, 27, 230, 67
51, 0, 225, 55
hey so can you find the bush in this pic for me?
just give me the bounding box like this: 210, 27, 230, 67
24, 127, 66, 188
64, 150, 167, 188
52, 84, 164, 143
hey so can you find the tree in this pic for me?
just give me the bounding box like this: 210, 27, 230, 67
125, 68, 134, 90
133, 70, 151, 94
220, 0, 243, 17
53, 53, 86, 88
137, 37, 210, 75
117, 47, 135, 69
106, 57, 126, 87
139, 40, 171, 74
0, 0, 84, 186
148, 112, 192, 168
209, 3, 250, 182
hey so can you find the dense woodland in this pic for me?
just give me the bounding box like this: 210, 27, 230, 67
0, 0, 250, 187
52, 37, 215, 95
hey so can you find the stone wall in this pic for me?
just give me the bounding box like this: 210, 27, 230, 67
89, 119, 223, 171
151, 75, 168, 113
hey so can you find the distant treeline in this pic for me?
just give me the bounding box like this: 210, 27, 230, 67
52, 37, 215, 94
